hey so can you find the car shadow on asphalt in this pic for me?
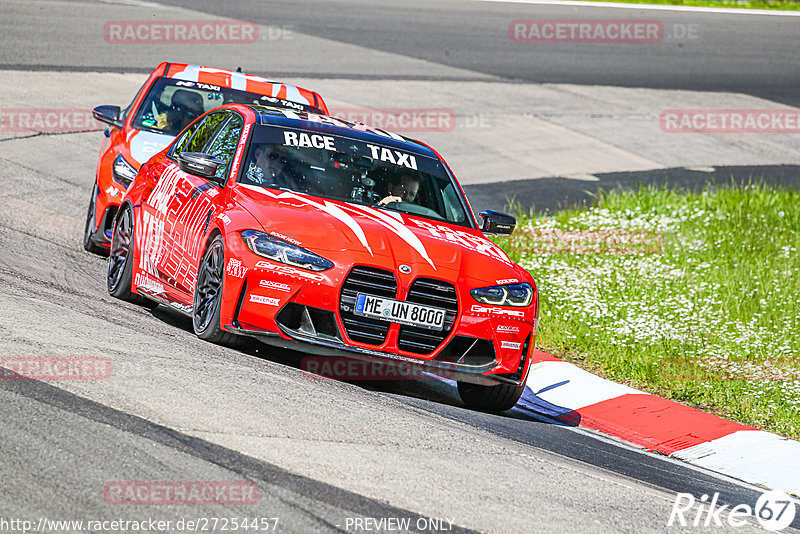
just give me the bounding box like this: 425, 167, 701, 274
149, 306, 574, 424
463, 164, 800, 216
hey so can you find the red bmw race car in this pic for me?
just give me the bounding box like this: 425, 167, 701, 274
84, 62, 328, 254
107, 103, 538, 411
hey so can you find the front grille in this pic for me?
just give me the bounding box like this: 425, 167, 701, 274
398, 278, 458, 354
339, 266, 397, 345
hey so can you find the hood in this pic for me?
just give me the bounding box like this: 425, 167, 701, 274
128, 129, 174, 166
232, 185, 530, 286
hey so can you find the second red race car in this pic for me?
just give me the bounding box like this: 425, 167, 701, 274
107, 103, 538, 411
84, 61, 328, 254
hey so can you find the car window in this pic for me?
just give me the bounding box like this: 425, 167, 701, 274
205, 114, 244, 179
132, 77, 325, 136
239, 125, 471, 227
442, 183, 466, 223
181, 112, 228, 155
171, 120, 201, 155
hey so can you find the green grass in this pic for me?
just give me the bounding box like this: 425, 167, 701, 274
497, 183, 800, 439
569, 0, 800, 10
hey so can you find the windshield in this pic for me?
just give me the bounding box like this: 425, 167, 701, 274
133, 78, 322, 137
239, 125, 471, 226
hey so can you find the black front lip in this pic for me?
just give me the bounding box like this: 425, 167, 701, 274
225, 322, 513, 387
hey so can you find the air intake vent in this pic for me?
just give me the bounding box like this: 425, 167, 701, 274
435, 336, 496, 367
495, 334, 531, 382
339, 266, 397, 346
398, 278, 458, 354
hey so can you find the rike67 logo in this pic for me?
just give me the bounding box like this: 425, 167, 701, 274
668, 491, 796, 531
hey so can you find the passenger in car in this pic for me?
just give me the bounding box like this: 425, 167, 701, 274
155, 89, 205, 133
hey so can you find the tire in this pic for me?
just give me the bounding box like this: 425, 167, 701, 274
83, 183, 105, 255
107, 205, 157, 309
457, 380, 525, 412
193, 235, 244, 348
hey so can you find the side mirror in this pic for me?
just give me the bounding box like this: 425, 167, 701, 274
480, 210, 516, 235
177, 152, 226, 184
92, 105, 123, 128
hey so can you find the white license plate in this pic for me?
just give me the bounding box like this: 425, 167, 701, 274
354, 293, 446, 331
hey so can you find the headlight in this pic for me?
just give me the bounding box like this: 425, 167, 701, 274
112, 155, 137, 187
240, 230, 333, 271
471, 283, 532, 307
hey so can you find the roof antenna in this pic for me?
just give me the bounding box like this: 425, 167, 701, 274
236, 67, 242, 72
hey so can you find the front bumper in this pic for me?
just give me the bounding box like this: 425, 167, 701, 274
220, 238, 536, 386
226, 319, 532, 386
87, 203, 118, 248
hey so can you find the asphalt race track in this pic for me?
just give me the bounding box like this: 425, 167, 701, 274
158, 0, 800, 106
1, 1, 799, 532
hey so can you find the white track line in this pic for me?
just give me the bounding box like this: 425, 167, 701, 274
476, 0, 800, 17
